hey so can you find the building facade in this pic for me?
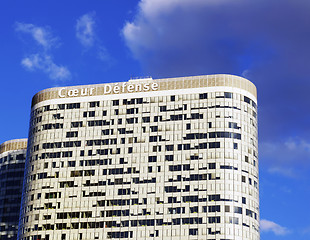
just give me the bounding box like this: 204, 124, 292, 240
0, 139, 27, 240
18, 74, 259, 240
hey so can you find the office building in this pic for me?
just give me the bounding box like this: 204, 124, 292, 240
0, 139, 27, 240
18, 74, 259, 240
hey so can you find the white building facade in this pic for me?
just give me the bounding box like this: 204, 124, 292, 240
18, 74, 259, 240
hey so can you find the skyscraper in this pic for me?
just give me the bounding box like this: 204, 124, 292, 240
18, 74, 259, 240
0, 139, 27, 240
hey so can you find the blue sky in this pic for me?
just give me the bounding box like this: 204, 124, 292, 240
1, 0, 310, 238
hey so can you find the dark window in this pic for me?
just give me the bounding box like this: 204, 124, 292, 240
148, 156, 157, 162
142, 117, 150, 123
66, 103, 80, 109
165, 145, 174, 151
165, 155, 174, 161
224, 92, 233, 98
208, 217, 220, 224
199, 93, 208, 99
242, 176, 246, 183
244, 96, 251, 104
189, 229, 198, 235
89, 101, 99, 107
209, 163, 216, 169
71, 121, 83, 128
66, 131, 78, 138
234, 207, 242, 214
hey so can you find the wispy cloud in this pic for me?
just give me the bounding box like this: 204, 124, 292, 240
15, 22, 70, 81
21, 54, 71, 81
15, 22, 58, 49
76, 12, 96, 47
75, 12, 113, 66
261, 219, 290, 236
268, 167, 296, 178
302, 225, 310, 235
260, 137, 310, 178
261, 137, 310, 163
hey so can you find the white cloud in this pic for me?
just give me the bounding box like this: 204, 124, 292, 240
302, 225, 310, 235
15, 22, 57, 49
21, 54, 71, 81
267, 167, 296, 178
260, 219, 290, 236
261, 138, 310, 164
15, 22, 71, 81
76, 12, 96, 47
122, 0, 310, 82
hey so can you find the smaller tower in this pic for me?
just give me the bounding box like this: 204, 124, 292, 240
0, 139, 27, 240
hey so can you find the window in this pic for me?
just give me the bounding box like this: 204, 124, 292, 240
209, 205, 220, 212
165, 145, 174, 151
71, 121, 82, 128
208, 217, 220, 223
66, 103, 80, 109
190, 206, 198, 213
244, 96, 251, 104
224, 92, 233, 98
242, 176, 246, 183
189, 229, 198, 235
199, 93, 208, 99
150, 126, 158, 132
89, 101, 99, 107
83, 111, 95, 117
128, 147, 133, 153
229, 217, 239, 225
142, 117, 150, 123
225, 206, 230, 212
209, 163, 216, 169
66, 131, 78, 138
234, 207, 242, 214
148, 156, 157, 162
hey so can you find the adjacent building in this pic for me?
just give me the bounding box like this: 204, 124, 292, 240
18, 74, 259, 240
0, 139, 27, 240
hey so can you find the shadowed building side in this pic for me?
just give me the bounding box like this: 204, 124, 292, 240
0, 139, 27, 240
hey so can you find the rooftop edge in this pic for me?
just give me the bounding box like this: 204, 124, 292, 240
0, 139, 28, 154
31, 74, 257, 107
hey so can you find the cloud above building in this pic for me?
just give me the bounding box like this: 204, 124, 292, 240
21, 54, 71, 81
261, 219, 290, 236
15, 22, 70, 81
76, 12, 96, 48
75, 12, 113, 65
122, 0, 310, 79
15, 22, 58, 49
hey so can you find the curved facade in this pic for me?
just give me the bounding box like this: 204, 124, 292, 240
18, 74, 259, 240
0, 139, 27, 240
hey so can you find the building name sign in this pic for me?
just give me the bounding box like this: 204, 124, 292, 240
58, 82, 159, 98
